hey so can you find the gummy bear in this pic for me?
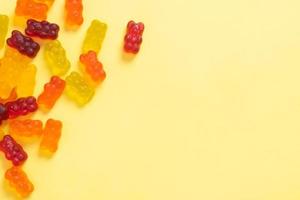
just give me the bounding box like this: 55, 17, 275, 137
38, 76, 65, 110
0, 103, 8, 125
35, 0, 55, 7
80, 51, 106, 85
15, 0, 48, 22
124, 20, 144, 54
65, 71, 95, 106
65, 0, 83, 28
16, 64, 37, 97
25, 19, 60, 40
40, 119, 62, 153
82, 20, 107, 54
0, 135, 28, 166
0, 89, 17, 104
44, 40, 70, 76
9, 119, 43, 139
7, 30, 40, 58
5, 167, 34, 197
0, 15, 9, 49
5, 96, 38, 119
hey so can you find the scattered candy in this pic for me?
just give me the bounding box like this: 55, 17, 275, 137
38, 76, 66, 110
82, 19, 107, 54
65, 71, 95, 106
0, 15, 9, 48
0, 135, 28, 166
65, 0, 83, 28
15, 0, 48, 22
7, 30, 40, 58
9, 119, 43, 139
80, 51, 106, 85
5, 96, 38, 119
5, 167, 34, 197
44, 40, 71, 76
25, 19, 60, 40
40, 119, 62, 154
124, 20, 144, 54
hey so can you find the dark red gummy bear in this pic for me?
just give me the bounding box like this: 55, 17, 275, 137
0, 135, 28, 166
6, 30, 40, 58
25, 19, 60, 40
0, 103, 8, 125
124, 20, 144, 54
5, 96, 38, 119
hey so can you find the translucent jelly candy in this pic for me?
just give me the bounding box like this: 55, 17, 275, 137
80, 51, 106, 85
9, 119, 43, 139
5, 96, 38, 119
5, 167, 34, 197
7, 30, 40, 58
15, 0, 48, 21
25, 19, 60, 40
0, 103, 8, 125
65, 0, 83, 28
0, 89, 17, 104
40, 119, 62, 153
82, 20, 107, 54
124, 20, 144, 54
38, 76, 65, 110
65, 71, 95, 106
16, 64, 37, 97
0, 15, 9, 48
44, 40, 70, 76
35, 0, 55, 7
0, 135, 28, 166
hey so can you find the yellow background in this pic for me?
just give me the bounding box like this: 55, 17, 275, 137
1, 0, 300, 199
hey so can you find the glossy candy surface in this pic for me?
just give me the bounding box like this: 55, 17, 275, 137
7, 30, 40, 58
5, 96, 38, 119
25, 19, 60, 40
65, 72, 94, 106
38, 76, 65, 110
15, 0, 48, 21
82, 20, 107, 54
0, 135, 28, 166
65, 0, 83, 27
9, 119, 43, 139
124, 20, 144, 54
16, 64, 37, 97
40, 119, 62, 153
5, 167, 34, 197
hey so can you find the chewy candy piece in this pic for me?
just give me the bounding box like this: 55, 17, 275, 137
0, 15, 9, 48
65, 0, 83, 28
15, 0, 48, 21
25, 19, 59, 40
0, 103, 8, 125
5, 167, 34, 197
9, 119, 43, 139
40, 119, 62, 153
0, 135, 28, 166
80, 51, 106, 84
35, 0, 55, 7
65, 72, 95, 106
7, 30, 40, 58
44, 40, 70, 76
82, 20, 107, 54
16, 64, 37, 97
38, 76, 65, 110
5, 96, 38, 119
124, 20, 144, 54
0, 89, 17, 104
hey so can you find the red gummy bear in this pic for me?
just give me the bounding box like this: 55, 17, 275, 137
25, 19, 60, 40
0, 103, 8, 125
124, 20, 144, 54
7, 30, 40, 58
5, 96, 38, 119
0, 135, 28, 166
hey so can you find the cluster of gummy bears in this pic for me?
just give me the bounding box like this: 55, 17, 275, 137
0, 0, 144, 198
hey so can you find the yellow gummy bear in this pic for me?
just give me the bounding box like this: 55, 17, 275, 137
44, 40, 71, 76
82, 20, 107, 54
65, 71, 95, 106
16, 64, 37, 97
0, 15, 9, 49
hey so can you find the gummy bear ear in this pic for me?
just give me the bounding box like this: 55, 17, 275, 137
127, 20, 135, 29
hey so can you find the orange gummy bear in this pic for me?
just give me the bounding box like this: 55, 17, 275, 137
5, 167, 34, 198
80, 51, 106, 84
37, 76, 65, 110
9, 119, 43, 139
15, 0, 48, 21
40, 119, 62, 153
65, 0, 83, 27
